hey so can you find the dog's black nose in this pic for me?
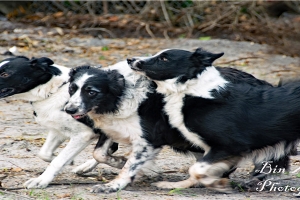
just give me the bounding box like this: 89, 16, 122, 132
127, 58, 136, 65
65, 106, 78, 115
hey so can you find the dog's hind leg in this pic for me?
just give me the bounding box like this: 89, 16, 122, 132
252, 140, 298, 179
251, 155, 290, 181
242, 142, 295, 191
24, 131, 96, 189
153, 149, 240, 192
93, 134, 127, 169
38, 130, 67, 162
152, 150, 203, 189
73, 135, 126, 174
190, 159, 239, 192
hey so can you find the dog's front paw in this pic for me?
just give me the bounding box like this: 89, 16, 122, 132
72, 159, 98, 174
90, 183, 120, 193
24, 177, 51, 189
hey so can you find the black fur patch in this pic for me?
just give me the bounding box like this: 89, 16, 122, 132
0, 56, 61, 98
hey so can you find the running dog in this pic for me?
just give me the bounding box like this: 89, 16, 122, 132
128, 48, 300, 192
0, 56, 126, 188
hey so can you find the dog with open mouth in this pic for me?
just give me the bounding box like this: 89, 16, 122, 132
127, 48, 300, 192
0, 56, 128, 189
64, 52, 292, 193
64, 63, 208, 193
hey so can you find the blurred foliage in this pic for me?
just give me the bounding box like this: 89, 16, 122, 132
1, 1, 300, 56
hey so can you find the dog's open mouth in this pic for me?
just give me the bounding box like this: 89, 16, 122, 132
0, 88, 14, 98
71, 113, 87, 119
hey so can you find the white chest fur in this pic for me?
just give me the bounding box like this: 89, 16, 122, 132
163, 93, 211, 153
89, 111, 143, 144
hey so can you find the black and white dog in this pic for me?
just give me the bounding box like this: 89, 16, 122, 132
64, 52, 290, 193
0, 56, 127, 188
128, 48, 300, 192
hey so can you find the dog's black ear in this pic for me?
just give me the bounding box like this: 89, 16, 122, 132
191, 48, 224, 67
107, 70, 125, 96
68, 66, 91, 83
30, 57, 54, 68
68, 68, 77, 82
30, 57, 61, 76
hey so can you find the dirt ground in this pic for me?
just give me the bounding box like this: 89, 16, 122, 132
0, 24, 300, 200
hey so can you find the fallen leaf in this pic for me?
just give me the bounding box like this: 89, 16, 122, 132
11, 168, 22, 172
53, 12, 64, 18
55, 27, 64, 36
108, 16, 119, 22
56, 193, 71, 199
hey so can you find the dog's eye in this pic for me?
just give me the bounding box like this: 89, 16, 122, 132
159, 56, 168, 62
88, 90, 97, 96
0, 72, 9, 78
69, 87, 73, 94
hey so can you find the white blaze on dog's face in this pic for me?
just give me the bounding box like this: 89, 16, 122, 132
127, 48, 224, 82
65, 72, 94, 119
64, 66, 125, 119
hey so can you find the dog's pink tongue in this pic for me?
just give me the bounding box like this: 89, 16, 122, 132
73, 115, 81, 119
